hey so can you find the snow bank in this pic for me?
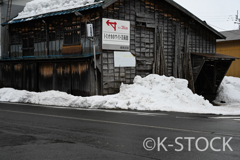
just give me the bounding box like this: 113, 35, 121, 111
88, 75, 212, 112
14, 0, 97, 20
215, 76, 240, 104
0, 88, 89, 107
0, 75, 240, 115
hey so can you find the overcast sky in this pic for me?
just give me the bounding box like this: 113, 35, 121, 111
173, 0, 240, 32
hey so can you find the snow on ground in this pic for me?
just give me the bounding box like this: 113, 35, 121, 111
14, 0, 97, 20
0, 74, 240, 115
215, 76, 240, 104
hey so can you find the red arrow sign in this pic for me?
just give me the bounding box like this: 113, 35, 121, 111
106, 20, 117, 31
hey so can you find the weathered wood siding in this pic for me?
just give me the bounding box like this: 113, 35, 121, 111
0, 59, 98, 96
101, 0, 217, 95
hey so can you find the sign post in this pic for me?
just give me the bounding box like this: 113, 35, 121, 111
75, 11, 98, 95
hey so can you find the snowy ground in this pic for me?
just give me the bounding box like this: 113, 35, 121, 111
0, 75, 240, 115
14, 0, 98, 20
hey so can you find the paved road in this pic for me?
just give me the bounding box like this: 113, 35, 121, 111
0, 102, 240, 160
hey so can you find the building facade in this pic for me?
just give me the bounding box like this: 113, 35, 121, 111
0, 0, 32, 58
217, 30, 240, 77
0, 0, 237, 100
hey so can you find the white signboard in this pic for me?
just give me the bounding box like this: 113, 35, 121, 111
114, 51, 136, 67
102, 18, 130, 50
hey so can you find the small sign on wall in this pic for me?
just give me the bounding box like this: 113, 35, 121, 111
114, 51, 136, 67
87, 24, 94, 37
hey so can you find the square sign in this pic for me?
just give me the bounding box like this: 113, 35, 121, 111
114, 51, 136, 67
102, 18, 130, 50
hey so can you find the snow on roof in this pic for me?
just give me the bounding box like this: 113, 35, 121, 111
14, 0, 97, 20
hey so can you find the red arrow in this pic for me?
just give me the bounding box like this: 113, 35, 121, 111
106, 20, 117, 31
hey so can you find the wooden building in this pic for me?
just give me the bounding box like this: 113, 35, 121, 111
0, 0, 32, 59
217, 30, 240, 78
0, 0, 238, 100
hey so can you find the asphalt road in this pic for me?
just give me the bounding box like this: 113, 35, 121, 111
0, 102, 240, 160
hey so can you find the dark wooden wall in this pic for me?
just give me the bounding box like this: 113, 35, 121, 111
101, 0, 217, 95
9, 9, 102, 59
0, 59, 98, 96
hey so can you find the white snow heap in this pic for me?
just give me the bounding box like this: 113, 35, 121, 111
215, 76, 240, 104
14, 0, 97, 20
0, 74, 240, 115
92, 75, 213, 111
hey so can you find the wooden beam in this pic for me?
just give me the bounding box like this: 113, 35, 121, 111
153, 26, 158, 74
158, 27, 168, 76
188, 50, 195, 93
46, 22, 49, 56
193, 57, 205, 82
174, 25, 180, 78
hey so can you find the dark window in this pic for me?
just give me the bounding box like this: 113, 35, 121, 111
63, 17, 81, 45
22, 27, 34, 56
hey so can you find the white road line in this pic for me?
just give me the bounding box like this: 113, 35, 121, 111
0, 108, 240, 137
103, 110, 168, 116
0, 102, 167, 116
210, 117, 240, 119
176, 116, 196, 119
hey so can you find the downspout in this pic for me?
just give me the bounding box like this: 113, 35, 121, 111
0, 4, 2, 58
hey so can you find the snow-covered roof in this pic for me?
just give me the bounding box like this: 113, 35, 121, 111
2, 0, 104, 26
15, 0, 97, 20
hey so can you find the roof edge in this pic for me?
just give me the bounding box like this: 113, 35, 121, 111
191, 52, 239, 60
164, 0, 226, 39
217, 39, 240, 43
102, 0, 118, 9
1, 1, 104, 26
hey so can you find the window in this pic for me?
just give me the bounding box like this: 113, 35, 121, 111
63, 17, 81, 45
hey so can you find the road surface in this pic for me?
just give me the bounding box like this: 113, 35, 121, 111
0, 102, 240, 160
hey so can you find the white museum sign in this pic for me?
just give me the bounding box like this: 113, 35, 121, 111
102, 18, 130, 50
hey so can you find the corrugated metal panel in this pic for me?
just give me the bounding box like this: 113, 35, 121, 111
2, 2, 104, 26
217, 30, 240, 42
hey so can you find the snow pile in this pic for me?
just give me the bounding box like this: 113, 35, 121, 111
1, 74, 240, 115
88, 75, 212, 112
14, 0, 97, 20
0, 88, 89, 107
215, 76, 240, 104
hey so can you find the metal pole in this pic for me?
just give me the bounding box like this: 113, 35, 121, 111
75, 11, 98, 95
93, 38, 98, 95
